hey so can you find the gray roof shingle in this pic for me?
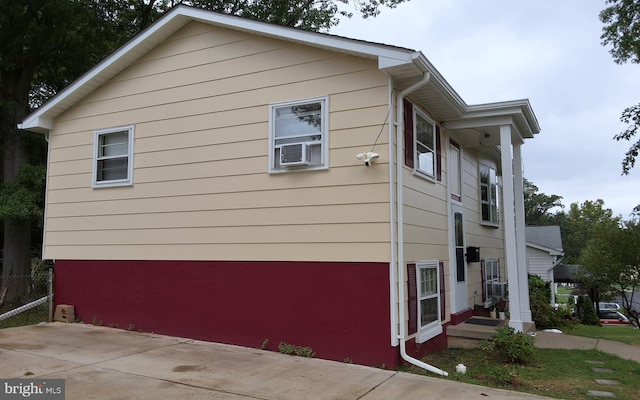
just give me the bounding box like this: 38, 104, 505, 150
525, 225, 563, 252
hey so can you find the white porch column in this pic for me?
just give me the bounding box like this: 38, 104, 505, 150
499, 125, 523, 332
513, 143, 532, 323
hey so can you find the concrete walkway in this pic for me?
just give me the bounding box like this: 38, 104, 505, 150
533, 331, 640, 399
0, 323, 554, 400
533, 330, 640, 363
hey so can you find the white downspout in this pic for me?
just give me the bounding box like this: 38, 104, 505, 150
394, 72, 448, 376
387, 76, 399, 347
547, 256, 564, 306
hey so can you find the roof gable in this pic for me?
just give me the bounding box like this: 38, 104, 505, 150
20, 5, 540, 138
19, 5, 421, 133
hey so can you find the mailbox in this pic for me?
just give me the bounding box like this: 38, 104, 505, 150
466, 246, 480, 263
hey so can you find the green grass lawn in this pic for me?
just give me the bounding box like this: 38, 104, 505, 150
565, 324, 640, 347
408, 346, 640, 400
555, 286, 573, 304
557, 286, 573, 295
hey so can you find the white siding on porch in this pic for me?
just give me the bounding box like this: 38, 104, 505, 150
526, 246, 554, 281
450, 144, 506, 311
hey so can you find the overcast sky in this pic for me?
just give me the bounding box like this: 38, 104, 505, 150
332, 0, 640, 219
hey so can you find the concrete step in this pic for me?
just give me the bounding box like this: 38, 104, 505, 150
447, 317, 507, 340
446, 318, 536, 349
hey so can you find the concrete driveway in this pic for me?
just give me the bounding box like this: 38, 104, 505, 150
0, 323, 553, 400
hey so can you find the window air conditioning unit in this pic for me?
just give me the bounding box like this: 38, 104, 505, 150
278, 143, 311, 166
493, 282, 508, 299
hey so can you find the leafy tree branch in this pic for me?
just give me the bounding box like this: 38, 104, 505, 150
600, 0, 640, 176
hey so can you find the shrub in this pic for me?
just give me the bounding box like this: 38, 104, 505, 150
576, 295, 601, 326
530, 295, 569, 329
491, 326, 536, 364
528, 274, 551, 303
576, 295, 585, 319
567, 294, 575, 307
529, 274, 567, 329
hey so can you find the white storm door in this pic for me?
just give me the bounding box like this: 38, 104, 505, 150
452, 205, 467, 312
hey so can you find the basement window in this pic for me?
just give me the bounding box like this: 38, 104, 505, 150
416, 260, 443, 343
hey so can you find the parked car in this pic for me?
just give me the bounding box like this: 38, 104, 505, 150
598, 302, 621, 311
599, 310, 631, 325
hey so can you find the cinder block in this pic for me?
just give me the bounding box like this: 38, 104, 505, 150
53, 304, 75, 323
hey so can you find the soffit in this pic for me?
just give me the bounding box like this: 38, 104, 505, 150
441, 100, 540, 149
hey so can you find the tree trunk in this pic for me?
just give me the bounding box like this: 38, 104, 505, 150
2, 219, 32, 304
1, 103, 32, 304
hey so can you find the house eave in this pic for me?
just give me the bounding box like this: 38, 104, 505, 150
20, 5, 418, 133
20, 9, 195, 133
20, 4, 541, 142
526, 242, 564, 256
381, 54, 541, 142
17, 117, 52, 134
379, 53, 468, 123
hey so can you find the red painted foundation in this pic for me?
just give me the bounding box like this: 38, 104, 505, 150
402, 327, 449, 363
450, 308, 473, 325
55, 260, 401, 367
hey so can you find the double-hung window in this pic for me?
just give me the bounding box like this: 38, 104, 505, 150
403, 100, 441, 181
479, 163, 499, 224
414, 111, 436, 178
93, 125, 134, 188
416, 261, 442, 342
449, 141, 462, 201
269, 97, 328, 172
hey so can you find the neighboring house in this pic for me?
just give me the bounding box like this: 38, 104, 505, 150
526, 226, 564, 304
19, 6, 539, 371
553, 263, 580, 284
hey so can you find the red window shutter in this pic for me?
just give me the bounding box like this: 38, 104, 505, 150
403, 99, 414, 168
481, 259, 486, 303
407, 263, 417, 335
439, 261, 446, 321
436, 125, 442, 181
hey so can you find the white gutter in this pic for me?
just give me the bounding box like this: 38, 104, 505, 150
394, 72, 448, 376
547, 256, 565, 274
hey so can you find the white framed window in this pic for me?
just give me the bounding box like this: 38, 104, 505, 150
269, 97, 328, 173
485, 258, 502, 307
416, 260, 442, 343
414, 110, 436, 179
479, 163, 499, 225
449, 141, 462, 201
92, 125, 134, 188
485, 258, 499, 293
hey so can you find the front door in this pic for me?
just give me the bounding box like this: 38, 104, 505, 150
452, 205, 467, 312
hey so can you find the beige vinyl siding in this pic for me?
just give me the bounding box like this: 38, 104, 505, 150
402, 172, 449, 263
457, 147, 506, 307
461, 150, 505, 258
46, 243, 385, 263
44, 22, 391, 262
402, 164, 451, 324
